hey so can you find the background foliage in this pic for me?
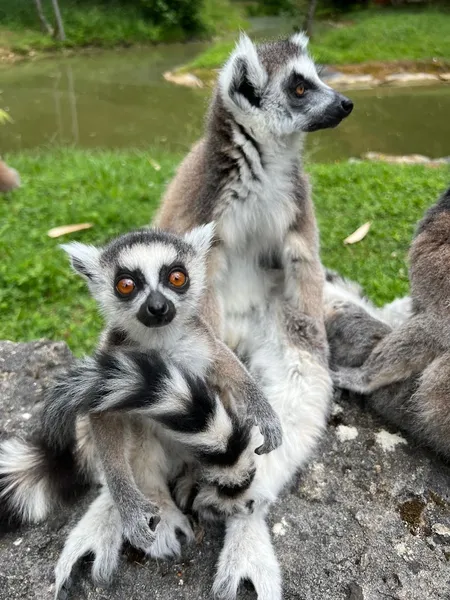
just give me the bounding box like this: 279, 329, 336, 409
1, 149, 448, 355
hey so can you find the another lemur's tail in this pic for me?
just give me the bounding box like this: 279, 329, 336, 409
0, 348, 254, 527
0, 431, 88, 528
0, 359, 101, 528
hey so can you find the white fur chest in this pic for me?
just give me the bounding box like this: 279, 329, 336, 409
129, 326, 212, 379
217, 144, 300, 255
164, 332, 212, 378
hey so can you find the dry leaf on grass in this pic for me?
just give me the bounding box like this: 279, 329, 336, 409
48, 223, 93, 238
344, 222, 371, 245
148, 158, 161, 171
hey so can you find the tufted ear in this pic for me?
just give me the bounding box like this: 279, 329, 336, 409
219, 33, 267, 109
183, 222, 216, 257
60, 242, 101, 281
290, 32, 309, 51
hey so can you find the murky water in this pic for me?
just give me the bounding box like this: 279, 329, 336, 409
1, 41, 449, 161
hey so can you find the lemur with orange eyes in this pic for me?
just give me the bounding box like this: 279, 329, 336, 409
0, 225, 282, 597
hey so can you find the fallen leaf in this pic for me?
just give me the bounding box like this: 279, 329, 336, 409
344, 221, 371, 245
0, 108, 13, 125
148, 158, 161, 171
48, 223, 93, 238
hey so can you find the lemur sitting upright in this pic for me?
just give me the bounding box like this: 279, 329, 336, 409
0, 225, 281, 595
152, 32, 353, 599
328, 186, 450, 459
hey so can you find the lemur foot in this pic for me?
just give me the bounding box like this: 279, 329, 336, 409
121, 498, 161, 551
147, 508, 194, 559
212, 523, 281, 600
54, 490, 123, 599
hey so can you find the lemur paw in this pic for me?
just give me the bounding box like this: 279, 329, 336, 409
121, 501, 160, 551
147, 509, 194, 559
212, 536, 281, 600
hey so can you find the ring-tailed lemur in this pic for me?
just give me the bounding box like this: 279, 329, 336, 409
150, 32, 354, 599
328, 186, 450, 459
0, 225, 282, 595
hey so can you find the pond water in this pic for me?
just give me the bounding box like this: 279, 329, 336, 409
1, 39, 449, 162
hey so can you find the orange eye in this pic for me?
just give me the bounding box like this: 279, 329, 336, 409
116, 278, 136, 296
168, 270, 187, 288
295, 84, 305, 96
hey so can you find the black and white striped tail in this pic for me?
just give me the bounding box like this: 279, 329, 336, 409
0, 430, 88, 528
82, 349, 254, 470
0, 357, 104, 528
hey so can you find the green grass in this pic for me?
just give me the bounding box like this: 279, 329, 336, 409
312, 9, 450, 64
0, 0, 244, 54
183, 8, 450, 71
1, 148, 448, 355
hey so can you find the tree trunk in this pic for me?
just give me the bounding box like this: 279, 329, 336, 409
34, 0, 54, 36
303, 0, 318, 37
51, 0, 66, 41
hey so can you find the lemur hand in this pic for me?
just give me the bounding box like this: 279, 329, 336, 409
120, 496, 161, 551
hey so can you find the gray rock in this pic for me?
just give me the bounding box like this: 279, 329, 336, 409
1, 340, 449, 600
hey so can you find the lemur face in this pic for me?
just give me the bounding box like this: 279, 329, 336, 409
61, 224, 215, 332
219, 33, 353, 138
111, 251, 189, 328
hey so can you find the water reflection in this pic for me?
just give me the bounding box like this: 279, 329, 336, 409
1, 46, 449, 161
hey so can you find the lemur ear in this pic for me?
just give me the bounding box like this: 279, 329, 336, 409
60, 242, 101, 280
184, 222, 216, 256
219, 33, 267, 109
290, 32, 309, 51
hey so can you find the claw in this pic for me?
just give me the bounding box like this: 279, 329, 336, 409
254, 444, 266, 455
255, 421, 283, 455
149, 515, 161, 531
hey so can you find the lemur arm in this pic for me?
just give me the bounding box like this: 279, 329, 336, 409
211, 337, 283, 455
89, 413, 160, 551
283, 185, 325, 336
332, 314, 443, 394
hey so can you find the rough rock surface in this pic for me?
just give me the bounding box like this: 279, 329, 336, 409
1, 340, 449, 600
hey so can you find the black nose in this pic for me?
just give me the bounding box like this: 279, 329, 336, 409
146, 291, 169, 316
341, 98, 353, 115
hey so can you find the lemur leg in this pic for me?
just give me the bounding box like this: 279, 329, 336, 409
54, 487, 123, 598
332, 315, 443, 394
211, 336, 283, 454
130, 425, 194, 559
89, 413, 160, 551
213, 508, 281, 600
210, 308, 331, 599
